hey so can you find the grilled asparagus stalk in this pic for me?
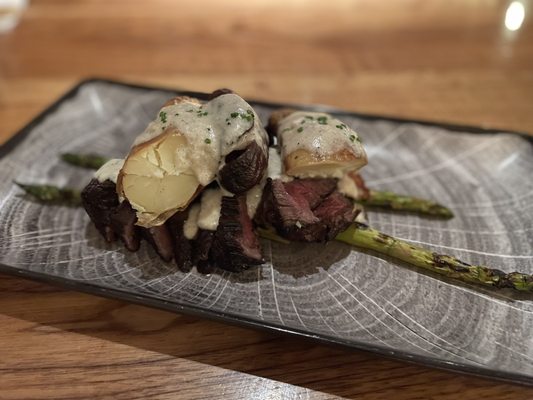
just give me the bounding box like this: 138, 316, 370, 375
14, 183, 532, 292
361, 190, 454, 219
14, 182, 82, 207
61, 153, 108, 170
336, 223, 532, 292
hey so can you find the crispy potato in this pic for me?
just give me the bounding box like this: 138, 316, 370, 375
284, 147, 367, 179
272, 109, 368, 179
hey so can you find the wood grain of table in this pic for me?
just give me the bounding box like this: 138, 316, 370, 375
1, 1, 532, 399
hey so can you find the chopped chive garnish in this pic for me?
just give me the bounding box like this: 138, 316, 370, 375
305, 115, 314, 120
317, 116, 328, 125
236, 111, 254, 122
205, 138, 211, 144
229, 110, 254, 122
297, 127, 304, 133
159, 111, 167, 123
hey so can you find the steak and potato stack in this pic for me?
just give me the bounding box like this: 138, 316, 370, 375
82, 90, 269, 272
81, 97, 368, 272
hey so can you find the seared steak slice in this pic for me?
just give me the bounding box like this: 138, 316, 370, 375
83, 179, 173, 258
81, 179, 267, 272
313, 191, 357, 240
283, 178, 337, 209
192, 229, 215, 273
110, 201, 141, 252
211, 196, 263, 272
283, 221, 329, 243
256, 178, 357, 242
81, 179, 119, 242
167, 211, 193, 272
142, 224, 174, 262
256, 178, 318, 229
219, 141, 267, 195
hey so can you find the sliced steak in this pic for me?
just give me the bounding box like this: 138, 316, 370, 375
167, 211, 193, 272
142, 224, 174, 262
83, 179, 172, 258
256, 178, 318, 229
82, 179, 140, 251
219, 141, 267, 195
81, 179, 120, 242
313, 191, 357, 240
110, 201, 141, 252
256, 178, 357, 242
283, 178, 337, 209
81, 179, 267, 272
193, 229, 215, 273
211, 196, 263, 272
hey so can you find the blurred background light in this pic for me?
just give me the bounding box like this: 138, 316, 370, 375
505, 1, 525, 31
0, 0, 27, 33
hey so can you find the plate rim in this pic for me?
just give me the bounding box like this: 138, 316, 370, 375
1, 77, 532, 387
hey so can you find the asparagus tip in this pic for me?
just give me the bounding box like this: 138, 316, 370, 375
60, 152, 108, 169
363, 190, 455, 219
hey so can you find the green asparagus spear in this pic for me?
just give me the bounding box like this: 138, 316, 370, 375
360, 190, 454, 219
335, 223, 533, 292
14, 182, 82, 207
61, 153, 108, 170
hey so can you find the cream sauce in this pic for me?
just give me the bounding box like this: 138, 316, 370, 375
183, 204, 200, 240
267, 147, 292, 182
132, 94, 268, 187
337, 173, 364, 200
267, 148, 282, 179
197, 188, 223, 231
352, 203, 368, 224
246, 183, 264, 218
94, 159, 124, 184
183, 183, 265, 237
182, 181, 268, 237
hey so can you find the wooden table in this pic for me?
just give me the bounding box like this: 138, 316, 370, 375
1, 1, 532, 398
